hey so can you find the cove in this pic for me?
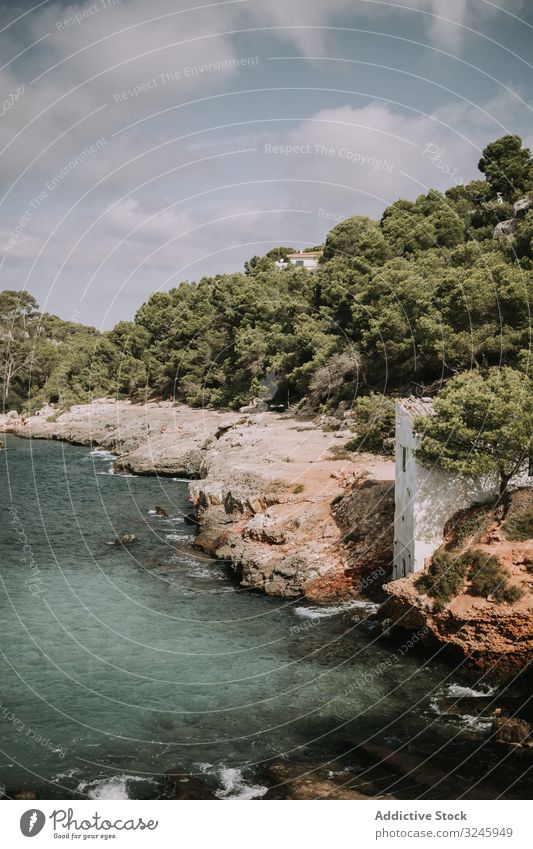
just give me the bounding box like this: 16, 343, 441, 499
0, 436, 530, 800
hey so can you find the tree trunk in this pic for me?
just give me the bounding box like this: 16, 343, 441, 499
499, 471, 512, 517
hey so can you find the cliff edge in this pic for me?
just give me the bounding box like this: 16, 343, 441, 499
381, 489, 533, 679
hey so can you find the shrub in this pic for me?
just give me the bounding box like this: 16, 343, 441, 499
503, 505, 533, 542
345, 393, 395, 454
417, 550, 468, 603
293, 483, 305, 494
451, 510, 489, 547
464, 548, 524, 604
308, 352, 361, 408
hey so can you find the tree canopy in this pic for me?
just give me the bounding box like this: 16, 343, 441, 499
415, 367, 532, 498
2, 134, 532, 420
478, 134, 533, 201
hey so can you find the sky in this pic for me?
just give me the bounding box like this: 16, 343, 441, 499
0, 0, 532, 328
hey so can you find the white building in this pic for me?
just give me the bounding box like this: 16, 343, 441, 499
285, 251, 322, 269
392, 397, 531, 580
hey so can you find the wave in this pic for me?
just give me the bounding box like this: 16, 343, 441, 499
446, 683, 497, 698
216, 766, 267, 799
183, 559, 226, 580
429, 698, 493, 734
148, 510, 184, 522
294, 599, 379, 620
77, 773, 155, 800
89, 449, 116, 460
52, 767, 81, 782
195, 763, 266, 799
457, 714, 493, 733
96, 464, 137, 477
165, 532, 195, 542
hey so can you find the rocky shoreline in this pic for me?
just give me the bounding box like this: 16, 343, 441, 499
3, 399, 532, 685
2, 398, 532, 799
1, 398, 395, 602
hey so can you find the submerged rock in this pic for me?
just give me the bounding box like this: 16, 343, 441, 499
492, 716, 531, 746
154, 505, 169, 517
165, 767, 217, 800
114, 533, 137, 546
258, 758, 391, 800
14, 789, 37, 800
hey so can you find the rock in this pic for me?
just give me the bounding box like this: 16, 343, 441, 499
14, 789, 37, 800
239, 398, 269, 414
381, 489, 533, 681
7, 397, 397, 603
492, 219, 517, 240
165, 767, 217, 800
513, 197, 532, 218
492, 197, 532, 241
354, 741, 505, 798
154, 505, 169, 517
6, 410, 19, 419
114, 533, 137, 546
36, 404, 55, 418
258, 758, 390, 800
492, 716, 531, 745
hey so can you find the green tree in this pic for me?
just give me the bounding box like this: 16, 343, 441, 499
0, 290, 38, 329
416, 367, 532, 506
322, 216, 391, 264
478, 135, 533, 201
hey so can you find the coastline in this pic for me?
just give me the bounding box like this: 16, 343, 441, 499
1, 399, 395, 602
3, 399, 532, 684
2, 400, 532, 801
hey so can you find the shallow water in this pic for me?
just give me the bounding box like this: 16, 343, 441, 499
0, 436, 530, 799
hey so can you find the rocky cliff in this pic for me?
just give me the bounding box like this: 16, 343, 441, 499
381, 490, 533, 680
2, 400, 395, 601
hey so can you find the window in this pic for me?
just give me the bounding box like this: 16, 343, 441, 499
402, 446, 408, 472
295, 260, 304, 266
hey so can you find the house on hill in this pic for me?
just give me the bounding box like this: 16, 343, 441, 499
392, 397, 532, 580
283, 251, 322, 269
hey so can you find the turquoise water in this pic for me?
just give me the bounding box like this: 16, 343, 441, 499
0, 436, 530, 800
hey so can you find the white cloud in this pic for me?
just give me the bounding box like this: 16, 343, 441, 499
0, 0, 529, 326
267, 90, 531, 224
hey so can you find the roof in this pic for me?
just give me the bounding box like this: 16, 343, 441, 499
397, 397, 435, 420
287, 251, 322, 258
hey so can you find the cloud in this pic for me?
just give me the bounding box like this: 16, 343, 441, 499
264, 88, 531, 226
0, 0, 530, 326
248, 0, 526, 51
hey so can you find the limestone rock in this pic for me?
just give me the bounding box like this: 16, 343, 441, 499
513, 196, 532, 218
238, 398, 269, 413
492, 218, 517, 240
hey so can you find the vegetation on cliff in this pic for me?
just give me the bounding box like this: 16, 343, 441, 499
415, 367, 532, 501
415, 490, 531, 609
1, 134, 532, 418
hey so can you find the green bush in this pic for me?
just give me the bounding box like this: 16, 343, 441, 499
503, 505, 533, 542
418, 547, 525, 607
417, 550, 468, 603
464, 548, 524, 604
345, 393, 395, 454
452, 511, 489, 546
